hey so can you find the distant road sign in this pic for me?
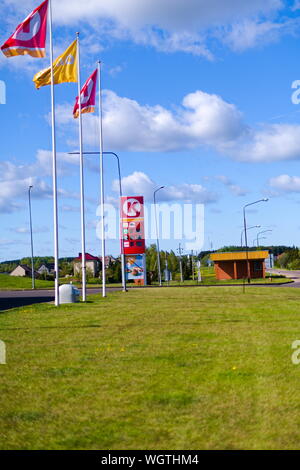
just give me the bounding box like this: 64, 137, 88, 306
265, 254, 274, 269
0, 80, 6, 104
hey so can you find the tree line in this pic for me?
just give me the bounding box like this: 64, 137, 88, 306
0, 245, 298, 281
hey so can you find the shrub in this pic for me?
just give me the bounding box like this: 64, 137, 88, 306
288, 259, 300, 270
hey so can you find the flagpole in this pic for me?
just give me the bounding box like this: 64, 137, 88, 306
76, 32, 86, 302
98, 61, 106, 298
49, 0, 59, 306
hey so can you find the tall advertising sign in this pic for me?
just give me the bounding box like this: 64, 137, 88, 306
120, 196, 146, 285
121, 196, 145, 255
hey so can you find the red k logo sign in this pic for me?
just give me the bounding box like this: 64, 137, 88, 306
1, 0, 49, 58
80, 78, 94, 105
122, 198, 142, 218
12, 10, 42, 42
73, 69, 98, 118
120, 196, 145, 255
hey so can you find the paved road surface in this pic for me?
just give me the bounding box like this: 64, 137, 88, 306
0, 288, 119, 312
0, 289, 54, 311
267, 268, 300, 287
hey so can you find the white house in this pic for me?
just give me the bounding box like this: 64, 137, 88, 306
37, 263, 55, 276
10, 265, 33, 277
73, 253, 100, 277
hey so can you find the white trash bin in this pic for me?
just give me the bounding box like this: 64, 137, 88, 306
59, 284, 80, 304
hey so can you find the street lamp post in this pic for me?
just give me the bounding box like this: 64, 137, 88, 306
177, 243, 184, 283
240, 225, 261, 247
68, 150, 127, 292
191, 250, 194, 281
103, 152, 127, 293
165, 252, 169, 286
153, 186, 165, 287
253, 236, 266, 247
256, 229, 272, 247
28, 185, 35, 290
243, 198, 268, 283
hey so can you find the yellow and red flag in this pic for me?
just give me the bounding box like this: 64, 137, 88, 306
1, 0, 49, 58
73, 69, 98, 119
33, 39, 78, 89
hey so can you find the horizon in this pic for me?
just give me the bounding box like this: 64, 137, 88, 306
1, 1, 300, 260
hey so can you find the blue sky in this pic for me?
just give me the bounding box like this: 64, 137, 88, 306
1, 0, 300, 261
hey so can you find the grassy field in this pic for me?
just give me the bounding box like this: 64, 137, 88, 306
1, 286, 300, 450
0, 267, 291, 290
153, 267, 291, 286
0, 275, 54, 290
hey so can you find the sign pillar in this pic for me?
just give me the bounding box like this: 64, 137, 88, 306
120, 196, 146, 286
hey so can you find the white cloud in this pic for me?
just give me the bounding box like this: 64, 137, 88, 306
52, 87, 300, 163
0, 177, 51, 213
0, 150, 80, 213
13, 227, 30, 234
229, 185, 249, 197
229, 124, 300, 162
269, 174, 300, 192
215, 175, 231, 185
56, 89, 245, 152
53, 88, 300, 162
10, 226, 49, 234
107, 65, 124, 77
0, 150, 79, 181
113, 171, 218, 203
215, 175, 249, 196
61, 205, 80, 213
222, 17, 299, 52
1, 0, 288, 58
0, 238, 27, 247
51, 0, 282, 29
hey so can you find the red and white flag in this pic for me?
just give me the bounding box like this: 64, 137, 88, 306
1, 0, 49, 58
73, 69, 98, 119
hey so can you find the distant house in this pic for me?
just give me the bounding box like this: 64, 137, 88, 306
73, 253, 100, 277
37, 263, 55, 276
104, 255, 117, 268
10, 264, 35, 277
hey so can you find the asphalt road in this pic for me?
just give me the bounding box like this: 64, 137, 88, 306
0, 287, 119, 312
267, 268, 300, 287
0, 289, 55, 311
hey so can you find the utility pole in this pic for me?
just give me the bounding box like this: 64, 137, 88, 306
68, 150, 127, 292
177, 243, 184, 283
165, 252, 169, 286
153, 186, 165, 287
243, 198, 268, 284
191, 250, 194, 281
28, 185, 35, 290
197, 259, 202, 283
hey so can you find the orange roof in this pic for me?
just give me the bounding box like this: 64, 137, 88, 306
210, 251, 269, 262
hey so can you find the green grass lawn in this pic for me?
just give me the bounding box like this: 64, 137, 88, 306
0, 274, 121, 290
149, 267, 291, 286
1, 286, 300, 450
0, 267, 291, 291
0, 275, 55, 290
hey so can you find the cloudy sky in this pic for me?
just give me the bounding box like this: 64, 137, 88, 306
1, 0, 300, 259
